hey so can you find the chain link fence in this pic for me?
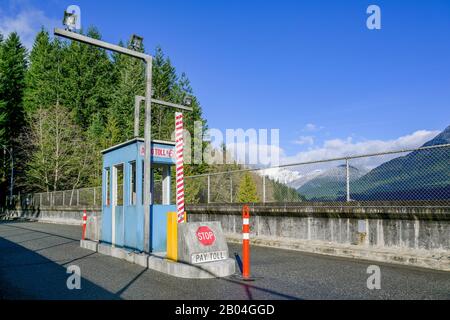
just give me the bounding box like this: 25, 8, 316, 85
185, 143, 450, 205
6, 144, 450, 207
8, 187, 102, 208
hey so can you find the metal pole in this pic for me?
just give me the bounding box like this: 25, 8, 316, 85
10, 148, 13, 203
143, 58, 153, 253
207, 175, 211, 204
346, 159, 350, 202
263, 175, 266, 203
230, 176, 233, 203
54, 28, 149, 60
93, 187, 96, 206
52, 29, 189, 254
2, 146, 13, 205
135, 95, 193, 112
77, 189, 80, 206
134, 96, 145, 137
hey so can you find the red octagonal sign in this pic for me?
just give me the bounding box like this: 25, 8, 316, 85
196, 226, 215, 246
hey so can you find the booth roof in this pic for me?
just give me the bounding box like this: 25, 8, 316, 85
101, 138, 176, 154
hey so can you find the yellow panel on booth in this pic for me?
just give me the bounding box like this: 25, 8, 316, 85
167, 211, 178, 261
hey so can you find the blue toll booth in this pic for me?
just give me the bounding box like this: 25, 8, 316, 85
100, 138, 176, 252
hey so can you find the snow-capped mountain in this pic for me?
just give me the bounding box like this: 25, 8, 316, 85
296, 165, 367, 200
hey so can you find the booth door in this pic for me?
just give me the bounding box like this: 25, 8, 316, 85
112, 164, 125, 247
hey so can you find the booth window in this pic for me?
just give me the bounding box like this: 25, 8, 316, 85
153, 167, 163, 204
129, 161, 137, 205
105, 168, 110, 206
114, 164, 124, 206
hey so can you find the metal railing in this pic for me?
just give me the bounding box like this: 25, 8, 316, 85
6, 144, 450, 207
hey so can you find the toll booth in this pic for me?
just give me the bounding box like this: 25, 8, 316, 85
100, 138, 176, 252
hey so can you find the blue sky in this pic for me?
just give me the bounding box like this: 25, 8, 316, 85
1, 0, 449, 164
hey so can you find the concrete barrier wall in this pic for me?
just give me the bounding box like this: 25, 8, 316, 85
4, 206, 102, 241
186, 203, 450, 270
186, 204, 450, 251
4, 202, 450, 270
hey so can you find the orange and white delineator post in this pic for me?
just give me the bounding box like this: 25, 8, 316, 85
82, 210, 87, 240
242, 205, 251, 279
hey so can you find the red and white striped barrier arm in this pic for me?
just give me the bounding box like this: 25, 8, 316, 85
175, 112, 185, 223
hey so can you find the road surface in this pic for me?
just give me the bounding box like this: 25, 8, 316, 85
0, 221, 448, 300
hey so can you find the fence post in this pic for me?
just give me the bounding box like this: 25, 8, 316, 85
346, 158, 350, 202
207, 174, 211, 204
230, 176, 233, 203
262, 174, 266, 203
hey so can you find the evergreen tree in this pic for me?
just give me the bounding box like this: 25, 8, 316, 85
236, 172, 260, 203
0, 32, 6, 147
152, 47, 177, 140
2, 25, 213, 194
0, 32, 7, 202
0, 32, 27, 145
271, 180, 305, 202
0, 32, 27, 202
110, 40, 145, 139
61, 27, 114, 129
23, 29, 62, 114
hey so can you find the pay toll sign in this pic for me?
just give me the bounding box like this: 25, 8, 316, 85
191, 250, 227, 264
192, 226, 226, 264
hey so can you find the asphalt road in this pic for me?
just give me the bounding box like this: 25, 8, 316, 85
0, 221, 449, 300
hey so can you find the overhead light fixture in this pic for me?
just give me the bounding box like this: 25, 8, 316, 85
62, 5, 81, 31
183, 96, 192, 106
63, 11, 77, 31
130, 34, 144, 51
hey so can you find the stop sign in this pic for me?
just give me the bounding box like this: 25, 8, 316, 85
196, 226, 215, 246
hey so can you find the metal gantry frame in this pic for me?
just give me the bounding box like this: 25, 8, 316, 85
54, 28, 192, 253
134, 95, 192, 138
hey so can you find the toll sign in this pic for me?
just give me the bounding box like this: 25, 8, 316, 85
196, 226, 215, 246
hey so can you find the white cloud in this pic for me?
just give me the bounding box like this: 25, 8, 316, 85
0, 5, 59, 49
264, 129, 440, 185
282, 130, 440, 166
293, 135, 314, 145
302, 123, 323, 132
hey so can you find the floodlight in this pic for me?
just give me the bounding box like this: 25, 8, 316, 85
130, 34, 144, 51
63, 11, 77, 31
183, 96, 192, 106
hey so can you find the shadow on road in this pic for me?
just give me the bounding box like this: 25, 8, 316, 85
147, 251, 302, 300
0, 235, 119, 300
0, 222, 302, 300
1, 223, 80, 241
